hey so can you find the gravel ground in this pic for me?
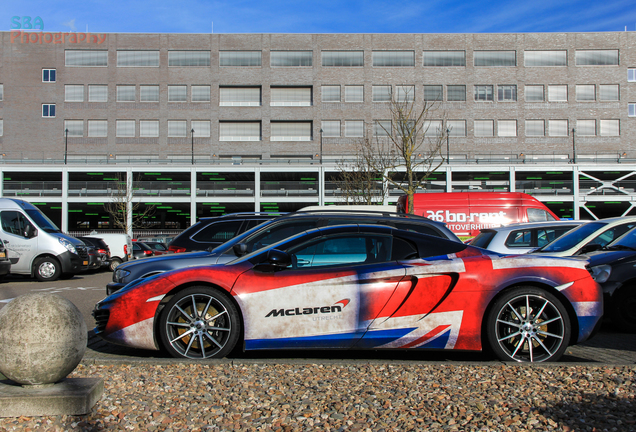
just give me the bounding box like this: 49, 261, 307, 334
1, 361, 635, 432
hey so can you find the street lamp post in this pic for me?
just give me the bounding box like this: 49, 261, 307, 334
191, 128, 195, 165
64, 128, 68, 165
446, 128, 450, 164
572, 127, 576, 164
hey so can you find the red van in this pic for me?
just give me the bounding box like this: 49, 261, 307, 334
397, 192, 559, 238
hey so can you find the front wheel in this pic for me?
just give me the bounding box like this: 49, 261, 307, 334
486, 287, 570, 362
34, 257, 61, 282
109, 258, 122, 272
159, 286, 241, 359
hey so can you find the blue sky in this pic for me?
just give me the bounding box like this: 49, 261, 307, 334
5, 0, 636, 34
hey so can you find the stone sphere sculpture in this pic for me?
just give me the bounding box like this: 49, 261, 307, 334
0, 292, 87, 385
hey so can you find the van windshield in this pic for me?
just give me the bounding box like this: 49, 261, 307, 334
26, 209, 61, 233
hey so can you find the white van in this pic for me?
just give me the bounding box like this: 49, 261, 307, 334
0, 198, 88, 281
85, 233, 133, 271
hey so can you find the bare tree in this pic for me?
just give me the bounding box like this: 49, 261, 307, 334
334, 153, 385, 205
103, 173, 156, 235
347, 91, 447, 213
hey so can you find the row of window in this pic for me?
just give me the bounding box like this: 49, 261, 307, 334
57, 118, 621, 139
61, 49, 622, 67
54, 83, 623, 104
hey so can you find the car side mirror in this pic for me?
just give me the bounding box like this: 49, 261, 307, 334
233, 243, 248, 257
254, 249, 291, 272
24, 225, 37, 239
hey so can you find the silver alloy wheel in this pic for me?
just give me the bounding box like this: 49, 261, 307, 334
38, 261, 57, 279
493, 293, 566, 362
164, 293, 232, 359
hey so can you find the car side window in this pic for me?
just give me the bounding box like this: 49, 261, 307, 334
245, 221, 318, 252
527, 208, 556, 222
291, 235, 392, 269
536, 227, 574, 248
191, 220, 243, 243
243, 219, 269, 231
0, 211, 30, 236
505, 229, 532, 248
591, 223, 636, 247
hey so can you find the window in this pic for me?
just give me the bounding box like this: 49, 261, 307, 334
322, 51, 363, 67
423, 120, 442, 137
322, 86, 340, 103
474, 51, 516, 66
220, 51, 261, 67
474, 120, 494, 137
373, 120, 391, 137
192, 85, 211, 102
168, 120, 187, 137
220, 87, 261, 106
88, 120, 107, 137
42, 69, 56, 82
599, 85, 619, 101
548, 85, 568, 102
88, 85, 108, 102
474, 85, 493, 101
345, 86, 364, 103
140, 85, 159, 102
271, 121, 312, 141
117, 85, 136, 102
291, 234, 393, 268
116, 120, 135, 137
271, 87, 312, 106
65, 50, 108, 67
139, 120, 159, 137
42, 104, 55, 117
576, 85, 595, 101
1, 211, 31, 236
372, 86, 391, 102
447, 85, 466, 101
525, 85, 544, 102
548, 120, 569, 136
65, 85, 84, 102
395, 85, 414, 102
271, 51, 312, 67
524, 51, 567, 67
345, 120, 364, 137
372, 51, 415, 67
577, 120, 596, 136
64, 120, 83, 137
0, 84, 3, 101
117, 51, 159, 67
600, 119, 620, 136
423, 85, 443, 102
192, 221, 243, 243
168, 86, 187, 102
321, 120, 340, 137
422, 51, 465, 66
525, 120, 545, 137
219, 121, 261, 141
498, 120, 517, 137
168, 51, 210, 67
497, 85, 517, 102
629, 69, 636, 82
630, 103, 636, 117
575, 50, 619, 66
192, 120, 211, 137
447, 120, 466, 137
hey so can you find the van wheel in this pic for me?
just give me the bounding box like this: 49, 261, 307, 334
109, 258, 122, 272
34, 257, 61, 282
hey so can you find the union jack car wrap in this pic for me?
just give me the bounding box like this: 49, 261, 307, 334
94, 224, 603, 362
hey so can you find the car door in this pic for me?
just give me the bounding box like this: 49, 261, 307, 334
232, 232, 407, 350
0, 210, 37, 273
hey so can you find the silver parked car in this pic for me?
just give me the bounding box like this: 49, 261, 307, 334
468, 220, 585, 254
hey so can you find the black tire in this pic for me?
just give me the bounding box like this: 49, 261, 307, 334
159, 286, 241, 359
109, 258, 122, 272
34, 256, 62, 282
485, 286, 571, 362
612, 287, 636, 333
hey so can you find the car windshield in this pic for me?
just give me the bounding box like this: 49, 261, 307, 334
607, 227, 636, 249
534, 221, 603, 253
26, 209, 60, 233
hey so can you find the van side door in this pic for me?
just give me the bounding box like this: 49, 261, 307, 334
0, 210, 37, 273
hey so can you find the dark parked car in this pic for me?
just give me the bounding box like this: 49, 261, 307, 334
79, 236, 111, 271
0, 237, 11, 279
132, 242, 155, 260
107, 210, 461, 294
167, 213, 281, 253
587, 226, 636, 332
143, 241, 171, 255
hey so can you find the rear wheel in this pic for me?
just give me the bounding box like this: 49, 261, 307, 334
486, 287, 570, 362
159, 286, 241, 359
34, 257, 61, 282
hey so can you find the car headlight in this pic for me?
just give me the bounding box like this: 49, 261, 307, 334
114, 268, 131, 282
590, 264, 612, 283
59, 238, 77, 255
